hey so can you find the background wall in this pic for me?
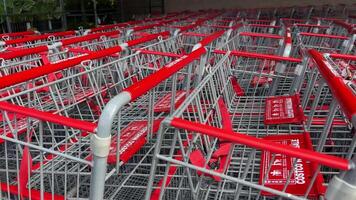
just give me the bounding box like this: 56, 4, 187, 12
165, 0, 355, 12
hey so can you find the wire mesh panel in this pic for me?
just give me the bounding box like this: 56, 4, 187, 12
145, 50, 355, 200
0, 5, 354, 200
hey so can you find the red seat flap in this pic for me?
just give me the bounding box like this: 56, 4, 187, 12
264, 94, 305, 125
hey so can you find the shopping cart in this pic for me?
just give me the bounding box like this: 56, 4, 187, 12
0, 26, 221, 198
292, 30, 355, 56
0, 30, 122, 76
0, 17, 204, 77
144, 49, 355, 200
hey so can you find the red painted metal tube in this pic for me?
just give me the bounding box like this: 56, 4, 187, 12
126, 31, 170, 46
4, 31, 75, 45
90, 23, 128, 32
199, 30, 225, 46
294, 23, 330, 29
0, 101, 97, 132
299, 32, 348, 40
214, 49, 302, 63
61, 30, 120, 46
0, 30, 36, 38
124, 47, 206, 100
239, 32, 283, 39
170, 118, 351, 171
309, 49, 356, 122
0, 45, 49, 60
329, 53, 356, 61
136, 49, 183, 58
182, 32, 208, 37
248, 24, 281, 28
131, 23, 161, 32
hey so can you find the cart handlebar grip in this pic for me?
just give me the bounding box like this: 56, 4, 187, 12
309, 49, 356, 125
248, 24, 281, 28
239, 32, 283, 39
170, 118, 352, 171
329, 53, 356, 61
4, 31, 75, 45
132, 23, 161, 32
124, 47, 206, 101
0, 30, 36, 38
0, 45, 49, 60
214, 49, 302, 63
126, 31, 170, 47
0, 101, 97, 132
90, 23, 128, 32
299, 32, 348, 40
294, 23, 330, 28
198, 30, 225, 46
61, 30, 120, 46
179, 24, 199, 32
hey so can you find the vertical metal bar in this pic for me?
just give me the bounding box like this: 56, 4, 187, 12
306, 81, 325, 129
2, 0, 11, 33
59, 0, 67, 30
316, 99, 338, 152
120, 0, 124, 22
93, 0, 98, 26
161, 0, 165, 14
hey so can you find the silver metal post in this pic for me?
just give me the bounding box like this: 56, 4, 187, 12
89, 92, 131, 200
2, 0, 11, 33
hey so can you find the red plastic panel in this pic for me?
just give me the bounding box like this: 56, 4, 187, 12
259, 134, 325, 197
231, 77, 245, 96
154, 90, 188, 112
107, 119, 163, 164
189, 98, 233, 182
264, 94, 305, 125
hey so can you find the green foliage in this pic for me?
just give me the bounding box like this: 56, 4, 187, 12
0, 0, 62, 22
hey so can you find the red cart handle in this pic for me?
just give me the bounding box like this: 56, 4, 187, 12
239, 32, 283, 39
199, 30, 225, 46
214, 49, 302, 63
4, 31, 75, 45
170, 118, 352, 171
0, 46, 49, 60
0, 101, 96, 132
124, 47, 206, 100
329, 53, 356, 61
299, 32, 348, 40
90, 23, 128, 32
0, 30, 36, 38
308, 49, 356, 123
61, 30, 120, 46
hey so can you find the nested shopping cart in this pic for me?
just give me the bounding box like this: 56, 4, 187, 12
291, 28, 355, 57
145, 48, 355, 200
0, 26, 220, 199
242, 22, 280, 35
0, 18, 203, 78
0, 30, 123, 76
